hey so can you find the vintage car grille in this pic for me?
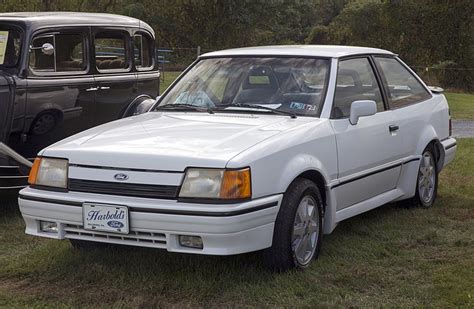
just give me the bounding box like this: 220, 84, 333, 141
64, 224, 167, 248
68, 178, 179, 199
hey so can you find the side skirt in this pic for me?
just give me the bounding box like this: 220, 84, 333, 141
335, 188, 404, 223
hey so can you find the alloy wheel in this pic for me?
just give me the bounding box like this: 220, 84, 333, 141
291, 195, 320, 266
418, 152, 436, 204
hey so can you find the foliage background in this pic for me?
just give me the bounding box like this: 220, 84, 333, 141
0, 0, 472, 90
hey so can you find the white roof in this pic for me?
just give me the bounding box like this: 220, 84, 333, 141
201, 45, 393, 58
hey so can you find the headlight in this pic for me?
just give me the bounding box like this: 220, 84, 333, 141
28, 157, 69, 189
180, 168, 251, 200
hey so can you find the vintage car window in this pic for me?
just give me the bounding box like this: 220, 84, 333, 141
155, 57, 330, 117
0, 28, 21, 67
29, 33, 86, 73
134, 33, 153, 70
375, 57, 431, 108
95, 32, 129, 72
332, 58, 384, 119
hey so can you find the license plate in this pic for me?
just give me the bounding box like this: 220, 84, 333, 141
82, 203, 129, 234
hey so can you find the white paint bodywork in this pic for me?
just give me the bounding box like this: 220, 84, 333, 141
19, 45, 456, 255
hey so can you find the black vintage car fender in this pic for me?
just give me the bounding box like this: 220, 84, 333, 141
0, 72, 30, 190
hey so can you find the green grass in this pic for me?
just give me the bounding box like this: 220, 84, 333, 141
446, 92, 474, 120
0, 139, 473, 307
159, 71, 182, 94
159, 72, 474, 120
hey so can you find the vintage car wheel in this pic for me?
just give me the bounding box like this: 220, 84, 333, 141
31, 112, 57, 135
263, 178, 323, 271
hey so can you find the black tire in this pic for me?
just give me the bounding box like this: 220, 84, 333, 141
263, 178, 323, 272
69, 239, 111, 251
406, 145, 439, 207
30, 112, 57, 135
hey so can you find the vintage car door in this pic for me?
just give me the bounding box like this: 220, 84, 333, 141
133, 31, 159, 98
92, 28, 137, 124
25, 27, 96, 154
329, 56, 403, 210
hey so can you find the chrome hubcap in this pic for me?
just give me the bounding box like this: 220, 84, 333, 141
291, 195, 319, 266
418, 152, 435, 204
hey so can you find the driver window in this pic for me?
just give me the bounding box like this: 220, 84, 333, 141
29, 33, 87, 73
332, 58, 384, 119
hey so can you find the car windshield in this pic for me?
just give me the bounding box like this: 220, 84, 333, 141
0, 28, 21, 67
155, 57, 330, 117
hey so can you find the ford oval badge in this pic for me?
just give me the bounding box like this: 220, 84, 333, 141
107, 221, 124, 229
114, 173, 129, 181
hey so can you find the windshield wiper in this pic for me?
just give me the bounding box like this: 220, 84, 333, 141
155, 103, 214, 113
214, 103, 297, 118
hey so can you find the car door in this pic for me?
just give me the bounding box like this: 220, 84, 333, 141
92, 28, 137, 125
373, 56, 434, 159
330, 56, 403, 210
24, 28, 96, 154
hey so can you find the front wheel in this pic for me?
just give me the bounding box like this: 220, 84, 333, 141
263, 178, 323, 272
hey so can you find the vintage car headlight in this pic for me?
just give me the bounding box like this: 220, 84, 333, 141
28, 157, 69, 189
180, 168, 251, 200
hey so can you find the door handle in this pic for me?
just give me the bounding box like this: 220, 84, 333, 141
100, 86, 111, 90
85, 87, 99, 92
389, 125, 399, 132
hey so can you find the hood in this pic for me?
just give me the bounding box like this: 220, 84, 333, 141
43, 112, 319, 171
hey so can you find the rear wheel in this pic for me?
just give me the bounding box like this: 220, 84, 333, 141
263, 178, 323, 272
407, 145, 438, 207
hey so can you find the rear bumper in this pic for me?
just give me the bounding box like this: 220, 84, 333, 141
441, 137, 457, 167
19, 187, 282, 255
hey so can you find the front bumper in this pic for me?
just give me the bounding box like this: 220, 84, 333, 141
19, 187, 282, 255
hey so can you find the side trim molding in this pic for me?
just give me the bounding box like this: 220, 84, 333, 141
331, 157, 420, 190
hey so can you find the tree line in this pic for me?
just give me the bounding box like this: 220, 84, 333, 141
1, 0, 472, 90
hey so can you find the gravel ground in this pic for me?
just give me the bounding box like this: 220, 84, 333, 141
452, 120, 474, 138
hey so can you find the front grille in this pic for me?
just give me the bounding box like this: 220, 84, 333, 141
64, 224, 167, 248
68, 178, 179, 199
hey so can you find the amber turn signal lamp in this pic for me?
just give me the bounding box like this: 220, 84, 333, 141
28, 158, 42, 185
220, 168, 251, 199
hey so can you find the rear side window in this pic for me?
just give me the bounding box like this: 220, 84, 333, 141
29, 33, 87, 73
95, 31, 130, 72
332, 58, 385, 118
133, 33, 153, 70
375, 57, 431, 108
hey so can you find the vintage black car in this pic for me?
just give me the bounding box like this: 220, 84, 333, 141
0, 12, 160, 191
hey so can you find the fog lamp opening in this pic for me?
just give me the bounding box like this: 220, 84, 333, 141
179, 235, 203, 249
40, 221, 58, 233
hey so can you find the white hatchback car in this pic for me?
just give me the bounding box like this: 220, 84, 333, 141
19, 45, 457, 271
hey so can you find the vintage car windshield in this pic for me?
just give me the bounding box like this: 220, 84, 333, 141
0, 28, 21, 67
155, 57, 330, 117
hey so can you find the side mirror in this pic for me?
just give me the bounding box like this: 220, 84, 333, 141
133, 98, 157, 116
30, 43, 55, 56
41, 43, 55, 55
349, 100, 377, 125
